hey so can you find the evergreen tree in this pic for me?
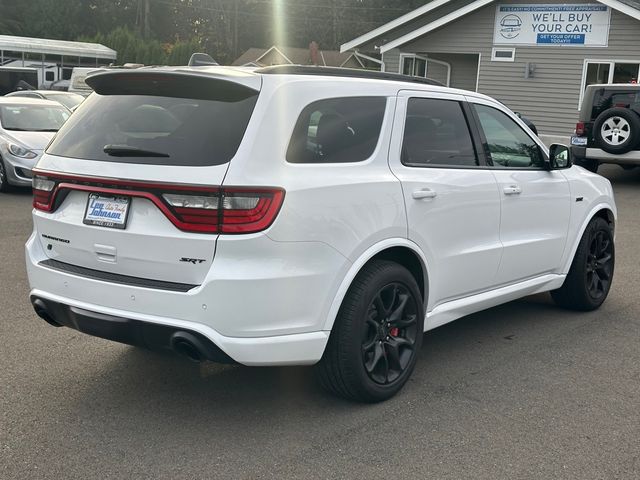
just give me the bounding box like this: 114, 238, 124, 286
0, 0, 425, 64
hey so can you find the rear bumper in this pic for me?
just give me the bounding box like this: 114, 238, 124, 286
29, 289, 329, 366
26, 228, 341, 366
31, 294, 236, 363
572, 146, 640, 165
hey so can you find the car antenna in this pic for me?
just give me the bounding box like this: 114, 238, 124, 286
188, 53, 219, 67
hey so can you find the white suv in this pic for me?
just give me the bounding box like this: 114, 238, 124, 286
26, 65, 616, 402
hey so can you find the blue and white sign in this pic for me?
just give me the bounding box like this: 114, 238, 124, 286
494, 4, 611, 46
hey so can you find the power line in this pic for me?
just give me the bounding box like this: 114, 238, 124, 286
154, 0, 411, 22
157, 0, 414, 13
240, 0, 414, 11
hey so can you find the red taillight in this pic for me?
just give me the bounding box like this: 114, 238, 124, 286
575, 122, 585, 136
165, 189, 284, 234
31, 170, 285, 235
220, 189, 285, 234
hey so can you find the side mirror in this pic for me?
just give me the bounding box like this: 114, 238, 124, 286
548, 143, 572, 170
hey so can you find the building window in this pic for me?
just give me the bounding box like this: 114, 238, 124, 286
491, 48, 515, 62
400, 54, 427, 78
580, 60, 640, 107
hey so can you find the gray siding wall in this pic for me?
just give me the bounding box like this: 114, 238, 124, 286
383, 50, 479, 92
397, 0, 640, 135
426, 60, 450, 86
382, 48, 401, 73
428, 53, 479, 92
361, 0, 480, 52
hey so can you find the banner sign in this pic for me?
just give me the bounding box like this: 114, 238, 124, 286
493, 4, 611, 46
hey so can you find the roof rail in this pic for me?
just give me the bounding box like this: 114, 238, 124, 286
255, 65, 444, 87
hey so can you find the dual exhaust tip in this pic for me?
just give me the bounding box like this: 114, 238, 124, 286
32, 298, 63, 327
170, 331, 209, 363
32, 297, 227, 364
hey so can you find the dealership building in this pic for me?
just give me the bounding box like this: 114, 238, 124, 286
341, 0, 640, 136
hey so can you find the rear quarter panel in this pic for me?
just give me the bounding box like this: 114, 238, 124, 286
222, 77, 407, 262
221, 78, 409, 334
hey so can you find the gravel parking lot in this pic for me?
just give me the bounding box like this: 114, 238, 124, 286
1, 165, 639, 480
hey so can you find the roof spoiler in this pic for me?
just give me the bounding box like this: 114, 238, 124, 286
188, 53, 219, 67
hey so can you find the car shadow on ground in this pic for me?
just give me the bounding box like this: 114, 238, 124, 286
5, 185, 32, 195
59, 292, 583, 423
598, 164, 640, 186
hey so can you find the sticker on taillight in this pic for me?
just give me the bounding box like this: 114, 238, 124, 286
32, 175, 57, 211
220, 189, 284, 234
163, 193, 219, 209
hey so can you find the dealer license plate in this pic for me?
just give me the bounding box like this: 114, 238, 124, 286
571, 136, 588, 146
83, 193, 131, 229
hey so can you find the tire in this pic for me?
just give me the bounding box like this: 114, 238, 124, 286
315, 260, 424, 402
0, 157, 11, 193
593, 107, 640, 154
551, 217, 614, 311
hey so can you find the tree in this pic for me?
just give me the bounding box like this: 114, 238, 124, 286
80, 27, 167, 65
0, 0, 22, 36
166, 39, 203, 65
0, 0, 426, 64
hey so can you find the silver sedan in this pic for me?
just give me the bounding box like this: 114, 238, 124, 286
0, 97, 70, 191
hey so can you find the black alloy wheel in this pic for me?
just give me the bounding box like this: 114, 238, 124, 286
552, 216, 614, 311
585, 228, 614, 301
315, 260, 424, 402
362, 283, 419, 385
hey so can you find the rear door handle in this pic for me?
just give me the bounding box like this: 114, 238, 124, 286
412, 188, 438, 200
503, 185, 522, 195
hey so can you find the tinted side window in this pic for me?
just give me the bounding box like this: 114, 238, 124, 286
474, 104, 544, 169
401, 98, 477, 167
286, 97, 386, 164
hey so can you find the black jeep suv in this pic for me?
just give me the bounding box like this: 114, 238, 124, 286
571, 84, 640, 172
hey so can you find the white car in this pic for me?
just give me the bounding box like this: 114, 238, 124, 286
26, 66, 616, 402
0, 97, 70, 191
5, 90, 85, 111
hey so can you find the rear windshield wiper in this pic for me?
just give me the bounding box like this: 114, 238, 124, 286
103, 144, 170, 158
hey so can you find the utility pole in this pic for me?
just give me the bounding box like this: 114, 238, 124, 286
332, 0, 338, 48
137, 0, 151, 38
234, 1, 238, 57
144, 0, 151, 39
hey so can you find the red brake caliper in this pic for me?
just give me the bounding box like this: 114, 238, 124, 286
389, 327, 399, 337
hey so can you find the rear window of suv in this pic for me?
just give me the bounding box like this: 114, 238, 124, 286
591, 89, 640, 120
47, 74, 258, 166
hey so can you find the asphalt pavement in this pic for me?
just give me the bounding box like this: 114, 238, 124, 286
1, 165, 639, 479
